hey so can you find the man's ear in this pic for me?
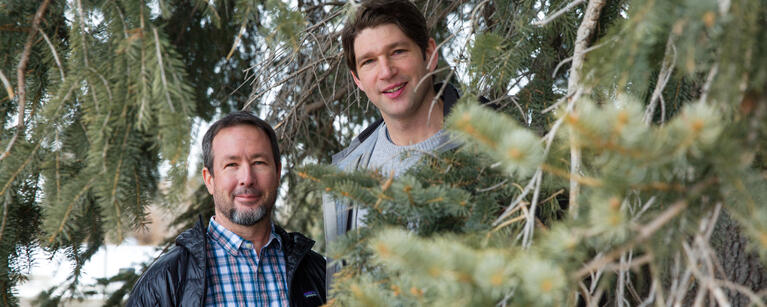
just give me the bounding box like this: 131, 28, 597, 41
351, 70, 363, 90
202, 167, 215, 195
425, 38, 438, 72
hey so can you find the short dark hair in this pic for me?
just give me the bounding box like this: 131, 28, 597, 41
202, 111, 280, 176
341, 0, 430, 75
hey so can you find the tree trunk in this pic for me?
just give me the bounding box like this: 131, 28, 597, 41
712, 212, 767, 306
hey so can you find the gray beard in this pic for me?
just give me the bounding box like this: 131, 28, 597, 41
228, 206, 268, 226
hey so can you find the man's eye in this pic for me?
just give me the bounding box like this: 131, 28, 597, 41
225, 163, 237, 168
392, 49, 406, 55
359, 59, 373, 67
253, 161, 267, 165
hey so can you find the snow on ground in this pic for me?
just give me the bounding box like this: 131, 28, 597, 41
17, 238, 161, 303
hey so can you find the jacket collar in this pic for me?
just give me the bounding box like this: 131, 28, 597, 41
175, 215, 209, 265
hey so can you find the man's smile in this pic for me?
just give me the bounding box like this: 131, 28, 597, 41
382, 82, 407, 98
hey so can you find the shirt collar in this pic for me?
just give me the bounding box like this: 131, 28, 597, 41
207, 216, 282, 256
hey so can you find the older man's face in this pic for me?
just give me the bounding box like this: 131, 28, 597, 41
202, 125, 280, 226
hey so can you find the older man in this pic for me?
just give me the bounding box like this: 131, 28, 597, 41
129, 111, 325, 307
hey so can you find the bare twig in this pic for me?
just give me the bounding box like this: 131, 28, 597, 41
76, 0, 89, 67
566, 0, 606, 217
226, 7, 250, 60
550, 37, 617, 81
682, 242, 732, 307
245, 53, 342, 110
0, 69, 12, 100
567, 0, 605, 96
476, 179, 509, 193
522, 170, 543, 247
532, 0, 586, 27
699, 63, 718, 104
637, 273, 658, 307
492, 170, 541, 226
575, 178, 715, 278
616, 251, 629, 307
643, 34, 677, 124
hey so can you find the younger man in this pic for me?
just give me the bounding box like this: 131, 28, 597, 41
324, 0, 471, 286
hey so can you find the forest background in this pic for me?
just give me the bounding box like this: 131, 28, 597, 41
1, 0, 766, 306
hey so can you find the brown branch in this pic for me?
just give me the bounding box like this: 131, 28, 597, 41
244, 53, 342, 110
533, 0, 586, 27
304, 83, 349, 114
643, 34, 676, 124
0, 0, 51, 163
0, 25, 31, 32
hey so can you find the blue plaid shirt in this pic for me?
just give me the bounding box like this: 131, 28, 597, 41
206, 217, 290, 306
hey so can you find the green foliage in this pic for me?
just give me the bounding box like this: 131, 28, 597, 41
1, 0, 766, 305
306, 1, 767, 304
447, 99, 544, 177
262, 0, 306, 51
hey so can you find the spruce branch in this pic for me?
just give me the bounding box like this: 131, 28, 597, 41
47, 178, 95, 244
38, 28, 65, 82
0, 194, 9, 245
1, 0, 51, 164
0, 141, 42, 198
152, 27, 176, 113
55, 132, 61, 204
109, 125, 133, 242
87, 68, 114, 102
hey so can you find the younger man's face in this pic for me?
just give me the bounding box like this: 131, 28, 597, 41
351, 23, 438, 124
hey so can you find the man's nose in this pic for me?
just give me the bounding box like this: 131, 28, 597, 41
378, 57, 396, 79
238, 165, 255, 186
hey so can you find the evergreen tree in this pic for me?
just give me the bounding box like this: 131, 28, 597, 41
1, 0, 765, 306
296, 0, 767, 306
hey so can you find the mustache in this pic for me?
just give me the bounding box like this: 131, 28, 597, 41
232, 187, 263, 197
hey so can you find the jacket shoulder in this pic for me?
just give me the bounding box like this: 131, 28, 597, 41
127, 222, 207, 307
302, 249, 326, 268
127, 246, 189, 306
331, 123, 383, 169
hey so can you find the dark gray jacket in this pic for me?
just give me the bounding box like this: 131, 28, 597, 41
127, 216, 326, 306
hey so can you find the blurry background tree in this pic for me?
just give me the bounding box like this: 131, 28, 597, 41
1, 0, 765, 306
